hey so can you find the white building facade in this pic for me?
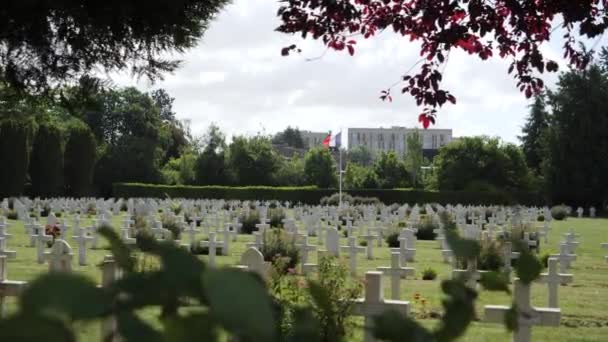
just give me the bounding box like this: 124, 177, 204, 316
347, 126, 453, 156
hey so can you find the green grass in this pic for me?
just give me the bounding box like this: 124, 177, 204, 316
3, 214, 608, 341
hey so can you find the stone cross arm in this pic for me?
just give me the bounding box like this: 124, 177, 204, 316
352, 299, 410, 317
0, 280, 27, 297
484, 305, 560, 327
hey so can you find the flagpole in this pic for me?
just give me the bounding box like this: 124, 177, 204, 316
339, 145, 343, 208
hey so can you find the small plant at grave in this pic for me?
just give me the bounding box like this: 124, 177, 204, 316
478, 242, 505, 272
120, 201, 128, 212
415, 217, 438, 241
86, 203, 97, 216
385, 230, 400, 248
44, 223, 61, 246
170, 201, 182, 215
269, 208, 286, 228
40, 205, 50, 217
421, 268, 437, 281
240, 209, 261, 234
359, 240, 367, 247
260, 229, 300, 274
55, 212, 62, 218
551, 204, 571, 220
6, 210, 17, 220
537, 215, 545, 222
397, 222, 406, 228
411, 293, 436, 319
540, 253, 551, 268
308, 256, 362, 342
161, 214, 182, 240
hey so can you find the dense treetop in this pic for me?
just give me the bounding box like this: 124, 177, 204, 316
277, 0, 604, 127
0, 0, 229, 94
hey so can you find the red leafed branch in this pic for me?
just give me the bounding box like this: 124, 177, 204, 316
276, 0, 603, 127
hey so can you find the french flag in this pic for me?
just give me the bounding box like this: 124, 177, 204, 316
323, 131, 342, 149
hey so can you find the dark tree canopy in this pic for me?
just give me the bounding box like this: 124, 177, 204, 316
273, 126, 305, 149
0, 0, 229, 94
545, 63, 608, 207
519, 95, 549, 173
277, 0, 603, 127
29, 123, 64, 197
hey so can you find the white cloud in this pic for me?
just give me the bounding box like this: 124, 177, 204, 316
115, 0, 567, 144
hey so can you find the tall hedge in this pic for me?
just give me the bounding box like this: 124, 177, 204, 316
0, 120, 30, 197
112, 183, 545, 206
29, 123, 64, 197
64, 125, 97, 197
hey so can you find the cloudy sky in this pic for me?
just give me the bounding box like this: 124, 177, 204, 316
115, 0, 569, 144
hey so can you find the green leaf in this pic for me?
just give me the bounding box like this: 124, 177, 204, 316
163, 312, 218, 341
504, 303, 518, 332
515, 251, 542, 284
0, 313, 75, 342
434, 280, 477, 341
479, 271, 511, 294
20, 273, 111, 320
307, 280, 333, 319
445, 230, 481, 260
372, 310, 433, 342
116, 312, 163, 342
98, 226, 135, 272
202, 268, 276, 340
288, 308, 320, 342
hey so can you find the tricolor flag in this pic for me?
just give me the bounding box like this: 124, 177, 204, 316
322, 131, 342, 149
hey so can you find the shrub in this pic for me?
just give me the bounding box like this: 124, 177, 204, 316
385, 231, 400, 248
64, 125, 96, 197
478, 243, 504, 271
29, 123, 64, 197
161, 214, 182, 240
6, 210, 18, 220
415, 217, 438, 240
422, 268, 437, 280
537, 215, 545, 222
260, 229, 300, 273
113, 183, 545, 206
320, 193, 354, 206
269, 208, 286, 228
540, 253, 551, 268
551, 205, 570, 220
240, 209, 261, 234
359, 240, 367, 247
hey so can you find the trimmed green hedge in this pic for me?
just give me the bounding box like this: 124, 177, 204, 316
113, 183, 545, 206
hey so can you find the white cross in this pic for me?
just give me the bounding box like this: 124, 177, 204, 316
562, 232, 579, 254
44, 240, 74, 272
341, 237, 365, 276
352, 271, 410, 342
484, 279, 560, 342
73, 230, 93, 266
183, 221, 199, 247
0, 221, 15, 259
200, 232, 220, 267
452, 258, 485, 288
361, 232, 376, 259
551, 243, 576, 273
502, 241, 520, 275
246, 232, 264, 250
34, 227, 54, 264
0, 255, 26, 317
522, 232, 537, 251
391, 237, 415, 265
538, 257, 572, 308
295, 236, 316, 264
601, 243, 608, 263
376, 252, 415, 300
217, 225, 235, 254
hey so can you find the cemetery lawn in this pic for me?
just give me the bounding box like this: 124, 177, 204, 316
3, 215, 608, 341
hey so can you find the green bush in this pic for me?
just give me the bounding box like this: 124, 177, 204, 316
269, 208, 286, 228
113, 183, 544, 206
161, 214, 182, 240
0, 120, 32, 197
260, 229, 300, 273
240, 210, 261, 234
415, 218, 438, 240
385, 231, 400, 248
6, 210, 18, 220
551, 205, 570, 220
64, 125, 96, 197
29, 123, 64, 197
537, 215, 545, 222
422, 268, 437, 280
540, 253, 551, 269
478, 243, 504, 271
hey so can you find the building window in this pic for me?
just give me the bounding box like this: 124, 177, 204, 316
440, 134, 445, 146
432, 135, 438, 149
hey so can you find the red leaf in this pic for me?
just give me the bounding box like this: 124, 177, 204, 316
347, 45, 355, 56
